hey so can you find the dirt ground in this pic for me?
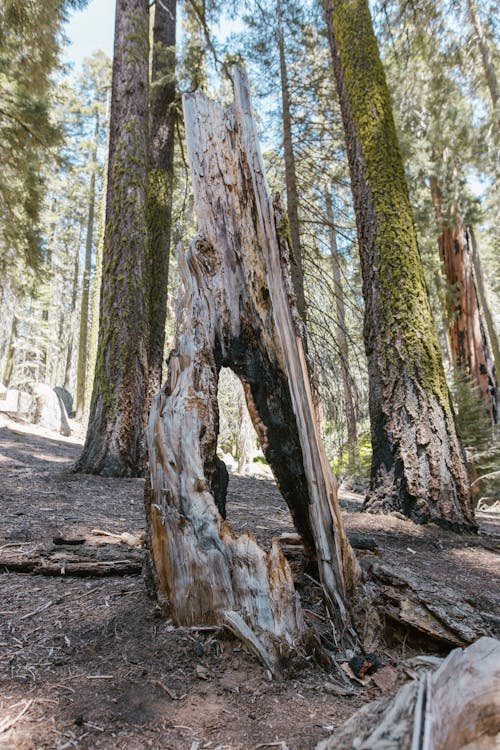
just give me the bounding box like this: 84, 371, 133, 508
0, 413, 499, 750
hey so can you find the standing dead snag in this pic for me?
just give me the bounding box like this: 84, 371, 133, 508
145, 67, 359, 666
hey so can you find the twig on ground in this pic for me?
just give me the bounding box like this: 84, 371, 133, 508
152, 680, 179, 699
19, 600, 53, 620
0, 699, 34, 734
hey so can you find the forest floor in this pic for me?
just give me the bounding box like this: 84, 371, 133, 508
0, 413, 499, 750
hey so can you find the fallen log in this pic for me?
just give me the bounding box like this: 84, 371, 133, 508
316, 636, 500, 750
145, 66, 359, 667
367, 559, 490, 648
0, 557, 142, 577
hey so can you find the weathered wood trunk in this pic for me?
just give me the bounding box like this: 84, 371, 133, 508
431, 178, 498, 424
145, 67, 359, 663
317, 637, 500, 750
322, 0, 475, 530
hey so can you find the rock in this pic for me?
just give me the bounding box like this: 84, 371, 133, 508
30, 383, 71, 436
54, 387, 74, 417
0, 388, 32, 415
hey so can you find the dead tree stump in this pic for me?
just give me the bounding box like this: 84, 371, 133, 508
145, 67, 359, 666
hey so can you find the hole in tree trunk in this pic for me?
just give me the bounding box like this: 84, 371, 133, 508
217, 367, 296, 548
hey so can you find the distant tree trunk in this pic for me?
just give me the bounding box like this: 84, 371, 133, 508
147, 0, 177, 399
64, 249, 81, 390
75, 112, 100, 417
76, 0, 150, 477
277, 0, 306, 321
236, 387, 256, 475
326, 186, 358, 473
145, 69, 359, 657
466, 0, 498, 112
183, 0, 208, 92
322, 0, 475, 530
3, 315, 18, 387
469, 227, 500, 379
85, 101, 110, 419
430, 178, 498, 423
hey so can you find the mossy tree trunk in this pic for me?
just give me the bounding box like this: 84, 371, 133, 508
277, 0, 306, 322
431, 178, 498, 424
76, 0, 150, 477
322, 0, 475, 530
147, 0, 177, 399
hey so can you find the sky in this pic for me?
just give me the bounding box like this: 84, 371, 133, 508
62, 0, 242, 75
62, 0, 115, 71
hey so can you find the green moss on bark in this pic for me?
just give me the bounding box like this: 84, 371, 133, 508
330, 0, 449, 410
323, 0, 474, 527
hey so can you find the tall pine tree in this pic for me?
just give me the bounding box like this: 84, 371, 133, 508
76, 0, 150, 477
322, 0, 475, 529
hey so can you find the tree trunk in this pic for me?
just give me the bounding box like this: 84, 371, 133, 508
430, 178, 498, 424
469, 227, 500, 394
75, 0, 150, 477
466, 0, 498, 113
322, 0, 475, 530
326, 186, 358, 473
145, 68, 359, 660
3, 314, 18, 387
147, 0, 177, 398
63, 249, 80, 390
277, 0, 306, 321
75, 112, 100, 418
236, 387, 257, 475
85, 101, 110, 419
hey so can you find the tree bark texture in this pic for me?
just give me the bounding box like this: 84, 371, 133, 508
145, 68, 359, 658
147, 0, 177, 399
76, 111, 99, 418
322, 0, 475, 530
76, 0, 149, 477
430, 178, 498, 424
277, 0, 306, 321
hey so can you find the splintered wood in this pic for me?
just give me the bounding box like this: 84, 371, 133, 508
316, 637, 500, 750
145, 66, 358, 669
